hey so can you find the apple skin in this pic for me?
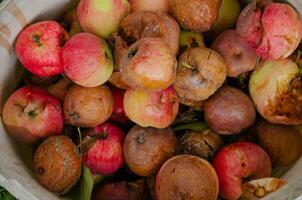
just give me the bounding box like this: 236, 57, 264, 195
130, 0, 169, 12
77, 0, 130, 39
47, 76, 73, 102
63, 33, 113, 87
109, 87, 129, 124
211, 29, 257, 77
62, 8, 83, 36
124, 87, 179, 129
83, 122, 125, 175
15, 20, 68, 77
212, 142, 272, 200
2, 86, 63, 144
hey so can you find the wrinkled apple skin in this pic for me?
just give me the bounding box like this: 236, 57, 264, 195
2, 86, 63, 144
124, 87, 179, 128
77, 0, 130, 39
109, 87, 129, 123
15, 21, 68, 77
63, 33, 113, 87
211, 29, 257, 77
83, 122, 125, 175
121, 37, 176, 91
213, 142, 272, 200
237, 2, 302, 60
130, 0, 169, 12
249, 59, 302, 125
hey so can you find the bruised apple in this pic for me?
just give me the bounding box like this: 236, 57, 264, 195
237, 2, 302, 60
64, 85, 114, 127
33, 136, 81, 194
130, 0, 169, 12
156, 155, 219, 200
173, 47, 227, 106
249, 59, 302, 125
2, 86, 63, 144
120, 37, 176, 91
204, 86, 256, 135
124, 125, 177, 176
124, 87, 179, 128
211, 29, 257, 77
109, 87, 129, 123
213, 142, 272, 200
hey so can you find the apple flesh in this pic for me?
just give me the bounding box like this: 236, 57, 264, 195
212, 142, 272, 200
237, 2, 302, 60
130, 0, 169, 12
120, 37, 177, 91
63, 33, 113, 87
15, 20, 68, 77
124, 87, 179, 128
211, 29, 257, 77
2, 86, 63, 144
83, 122, 125, 175
77, 0, 130, 39
109, 87, 129, 124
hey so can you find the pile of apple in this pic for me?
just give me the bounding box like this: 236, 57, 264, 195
2, 0, 302, 199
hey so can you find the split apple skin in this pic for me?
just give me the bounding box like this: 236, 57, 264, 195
63, 33, 113, 88
15, 20, 68, 77
124, 87, 179, 129
2, 86, 63, 144
83, 122, 125, 175
77, 0, 130, 39
237, 2, 302, 60
212, 142, 272, 200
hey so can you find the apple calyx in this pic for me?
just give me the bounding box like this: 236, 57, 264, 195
32, 34, 42, 47
135, 134, 145, 144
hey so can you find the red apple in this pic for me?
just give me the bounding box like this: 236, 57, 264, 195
2, 86, 63, 144
124, 87, 179, 128
237, 2, 302, 60
63, 33, 113, 87
83, 122, 125, 175
211, 29, 257, 77
109, 87, 129, 124
130, 0, 169, 12
77, 0, 130, 39
15, 20, 68, 77
212, 142, 272, 200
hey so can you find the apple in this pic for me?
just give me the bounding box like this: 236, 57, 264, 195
212, 142, 272, 200
179, 31, 205, 52
211, 29, 257, 77
77, 0, 130, 39
120, 37, 177, 91
209, 0, 241, 37
237, 2, 302, 60
92, 179, 147, 200
2, 86, 63, 144
33, 135, 81, 194
83, 122, 125, 175
63, 33, 113, 87
47, 76, 73, 102
64, 85, 114, 127
109, 87, 129, 124
62, 8, 83, 36
124, 87, 179, 128
15, 20, 68, 77
130, 0, 169, 12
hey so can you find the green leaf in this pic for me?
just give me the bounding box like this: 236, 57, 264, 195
81, 166, 94, 200
173, 122, 207, 132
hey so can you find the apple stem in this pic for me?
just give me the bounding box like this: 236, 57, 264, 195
77, 127, 83, 157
